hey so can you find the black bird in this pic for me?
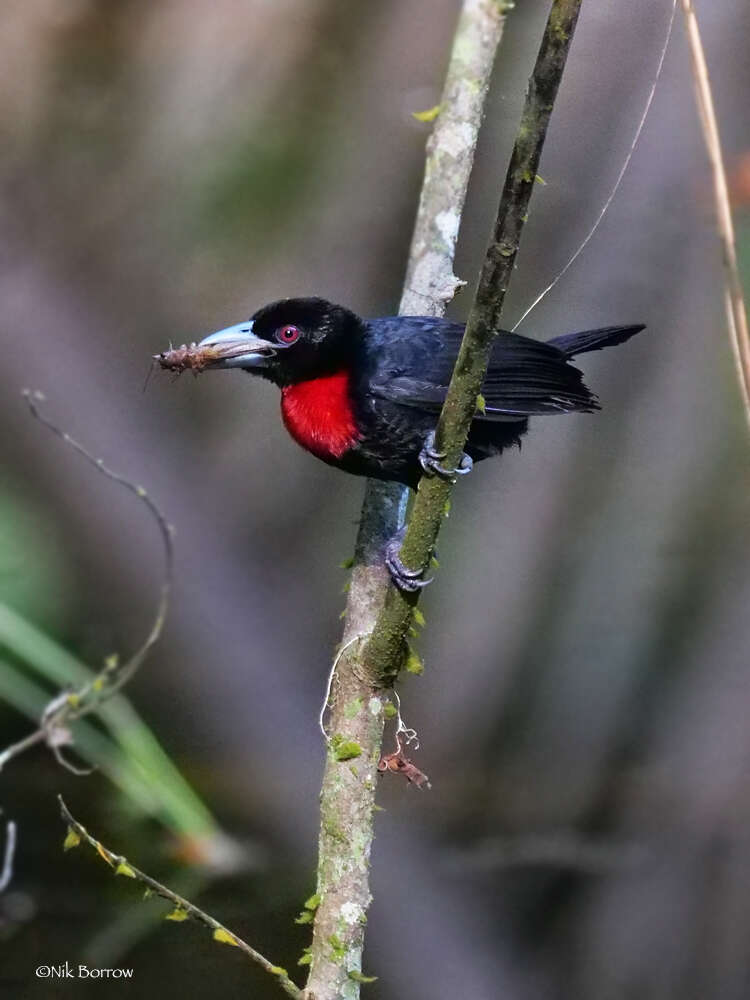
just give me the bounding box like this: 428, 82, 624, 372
163, 297, 644, 587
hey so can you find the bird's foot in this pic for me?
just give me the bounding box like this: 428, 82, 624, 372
384, 528, 433, 593
418, 430, 473, 482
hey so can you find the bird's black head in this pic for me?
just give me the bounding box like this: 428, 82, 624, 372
196, 297, 365, 386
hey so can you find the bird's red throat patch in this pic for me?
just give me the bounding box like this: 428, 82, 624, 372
280, 371, 360, 460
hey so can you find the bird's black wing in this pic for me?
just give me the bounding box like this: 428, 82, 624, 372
365, 318, 599, 419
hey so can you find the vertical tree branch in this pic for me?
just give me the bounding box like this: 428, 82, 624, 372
680, 0, 750, 426
306, 3, 509, 997
309, 2, 583, 989
401, 0, 512, 318
363, 0, 584, 686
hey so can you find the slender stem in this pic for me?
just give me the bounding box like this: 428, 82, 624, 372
58, 798, 300, 999
363, 0, 584, 687
0, 729, 46, 772
305, 3, 509, 997
0, 392, 173, 774
680, 0, 750, 426
0, 819, 17, 893
511, 0, 678, 333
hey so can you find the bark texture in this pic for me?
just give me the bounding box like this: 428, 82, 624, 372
363, 0, 584, 694
305, 2, 509, 997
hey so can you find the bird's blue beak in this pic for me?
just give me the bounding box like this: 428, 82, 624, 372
197, 321, 276, 369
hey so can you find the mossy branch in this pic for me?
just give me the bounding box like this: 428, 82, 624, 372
363, 0, 584, 676
307, 3, 583, 995
58, 797, 301, 998
305, 2, 510, 998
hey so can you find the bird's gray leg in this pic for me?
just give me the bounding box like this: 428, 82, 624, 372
418, 430, 473, 482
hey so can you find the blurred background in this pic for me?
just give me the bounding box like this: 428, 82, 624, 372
1, 1, 749, 997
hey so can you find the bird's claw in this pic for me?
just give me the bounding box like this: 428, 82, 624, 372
385, 531, 434, 593
418, 431, 473, 482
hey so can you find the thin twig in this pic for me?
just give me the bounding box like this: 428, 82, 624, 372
0, 819, 17, 893
0, 729, 47, 770
680, 0, 750, 424
512, 0, 678, 331
58, 797, 300, 998
0, 392, 173, 773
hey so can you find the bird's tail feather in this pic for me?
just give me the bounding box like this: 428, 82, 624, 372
547, 324, 645, 359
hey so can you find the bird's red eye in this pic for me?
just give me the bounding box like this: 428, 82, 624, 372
277, 324, 300, 345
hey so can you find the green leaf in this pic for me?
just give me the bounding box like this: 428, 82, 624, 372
348, 970, 378, 983
294, 910, 314, 925
411, 104, 442, 122
413, 608, 426, 628
63, 827, 81, 851
115, 860, 137, 878
213, 928, 239, 946
304, 893, 321, 911
165, 907, 189, 922
476, 393, 486, 414
328, 934, 347, 960
383, 702, 398, 719
405, 648, 424, 675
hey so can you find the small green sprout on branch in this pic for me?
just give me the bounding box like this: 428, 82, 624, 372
58, 797, 301, 999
